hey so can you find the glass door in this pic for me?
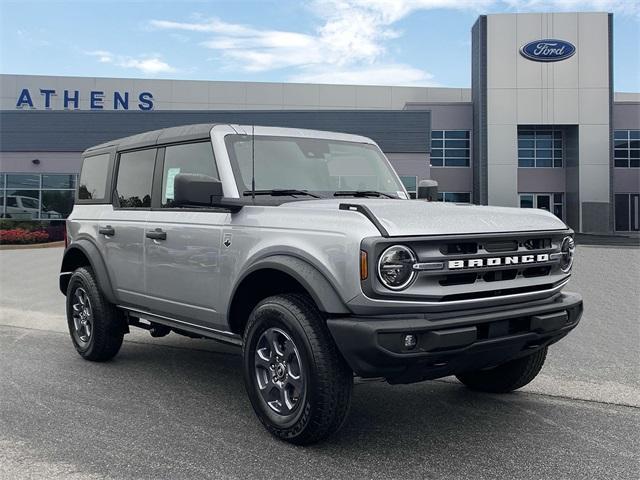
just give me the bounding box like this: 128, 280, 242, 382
519, 193, 564, 220
535, 194, 551, 213
632, 194, 639, 232
615, 194, 640, 232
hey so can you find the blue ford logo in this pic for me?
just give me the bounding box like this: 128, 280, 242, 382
520, 39, 576, 62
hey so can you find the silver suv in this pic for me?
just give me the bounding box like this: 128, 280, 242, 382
60, 124, 583, 444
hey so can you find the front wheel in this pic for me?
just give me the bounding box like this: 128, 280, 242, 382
242, 294, 353, 445
456, 347, 548, 393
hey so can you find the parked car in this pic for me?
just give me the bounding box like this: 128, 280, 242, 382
60, 124, 582, 444
0, 194, 62, 219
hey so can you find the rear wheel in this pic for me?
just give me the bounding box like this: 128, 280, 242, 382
66, 266, 124, 362
242, 294, 353, 445
456, 347, 548, 393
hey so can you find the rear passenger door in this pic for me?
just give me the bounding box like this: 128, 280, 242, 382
144, 141, 229, 329
99, 148, 156, 307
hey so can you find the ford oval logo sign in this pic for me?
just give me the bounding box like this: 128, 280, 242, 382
520, 39, 576, 62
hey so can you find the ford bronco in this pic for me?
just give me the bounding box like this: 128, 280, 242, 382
60, 124, 582, 444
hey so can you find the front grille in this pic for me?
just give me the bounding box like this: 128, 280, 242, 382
523, 238, 552, 250
523, 266, 551, 278
439, 272, 477, 286
440, 242, 478, 255
484, 240, 518, 252
368, 231, 570, 304
483, 269, 519, 282
428, 235, 558, 292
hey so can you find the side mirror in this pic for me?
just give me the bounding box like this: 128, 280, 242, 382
174, 173, 223, 205
174, 173, 243, 212
417, 179, 438, 201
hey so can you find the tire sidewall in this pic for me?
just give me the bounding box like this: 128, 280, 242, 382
243, 300, 317, 436
66, 269, 97, 356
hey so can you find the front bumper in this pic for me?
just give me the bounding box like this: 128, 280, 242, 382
327, 292, 583, 384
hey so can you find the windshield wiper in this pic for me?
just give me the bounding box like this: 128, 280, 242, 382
243, 189, 321, 198
333, 190, 396, 199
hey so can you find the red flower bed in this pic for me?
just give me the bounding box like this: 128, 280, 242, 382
0, 228, 50, 245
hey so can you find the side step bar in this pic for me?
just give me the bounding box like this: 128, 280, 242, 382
118, 306, 242, 346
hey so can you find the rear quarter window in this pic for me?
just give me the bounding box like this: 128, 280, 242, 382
78, 153, 110, 202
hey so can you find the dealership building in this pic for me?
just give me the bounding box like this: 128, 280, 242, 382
1, 11, 638, 233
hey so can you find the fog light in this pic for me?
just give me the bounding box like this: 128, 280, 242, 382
404, 334, 417, 350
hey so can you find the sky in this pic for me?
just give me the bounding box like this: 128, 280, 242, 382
1, 0, 639, 91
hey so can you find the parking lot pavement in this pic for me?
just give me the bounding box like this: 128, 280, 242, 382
1, 244, 639, 479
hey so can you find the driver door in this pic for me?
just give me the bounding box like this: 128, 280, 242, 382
144, 141, 229, 330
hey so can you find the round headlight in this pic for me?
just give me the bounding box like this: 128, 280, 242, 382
377, 245, 417, 290
559, 236, 575, 273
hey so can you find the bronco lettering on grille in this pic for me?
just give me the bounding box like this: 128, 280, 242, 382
448, 253, 550, 270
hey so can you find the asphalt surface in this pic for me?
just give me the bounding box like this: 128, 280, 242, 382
0, 245, 639, 479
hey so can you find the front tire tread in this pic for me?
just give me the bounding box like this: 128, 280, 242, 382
243, 293, 353, 445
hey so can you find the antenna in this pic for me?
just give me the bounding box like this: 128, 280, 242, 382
251, 124, 256, 200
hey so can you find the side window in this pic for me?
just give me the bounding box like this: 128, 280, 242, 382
22, 197, 39, 209
161, 142, 218, 207
78, 154, 110, 201
116, 149, 156, 208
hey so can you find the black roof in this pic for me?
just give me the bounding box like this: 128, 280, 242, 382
85, 123, 217, 153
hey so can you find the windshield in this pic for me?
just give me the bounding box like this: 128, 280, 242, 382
225, 135, 407, 198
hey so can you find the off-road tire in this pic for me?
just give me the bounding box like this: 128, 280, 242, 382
456, 347, 548, 393
66, 266, 124, 362
242, 294, 353, 445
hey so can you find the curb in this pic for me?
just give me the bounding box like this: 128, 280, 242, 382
575, 233, 640, 247
0, 241, 65, 251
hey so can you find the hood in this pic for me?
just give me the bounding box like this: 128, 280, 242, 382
285, 199, 568, 237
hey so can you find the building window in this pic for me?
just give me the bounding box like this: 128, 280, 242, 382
614, 130, 640, 168
399, 176, 417, 199
437, 192, 471, 203
518, 129, 563, 168
0, 173, 77, 220
519, 192, 564, 220
615, 193, 639, 231
431, 131, 470, 167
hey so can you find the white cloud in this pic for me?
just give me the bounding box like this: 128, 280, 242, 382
86, 50, 114, 63
148, 0, 640, 85
149, 18, 255, 36
118, 57, 175, 74
291, 64, 438, 86
85, 51, 175, 74
149, 4, 438, 84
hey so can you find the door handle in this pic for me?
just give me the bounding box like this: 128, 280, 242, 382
98, 225, 115, 236
146, 228, 167, 241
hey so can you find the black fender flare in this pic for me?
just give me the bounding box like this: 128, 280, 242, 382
229, 255, 350, 315
59, 239, 117, 304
